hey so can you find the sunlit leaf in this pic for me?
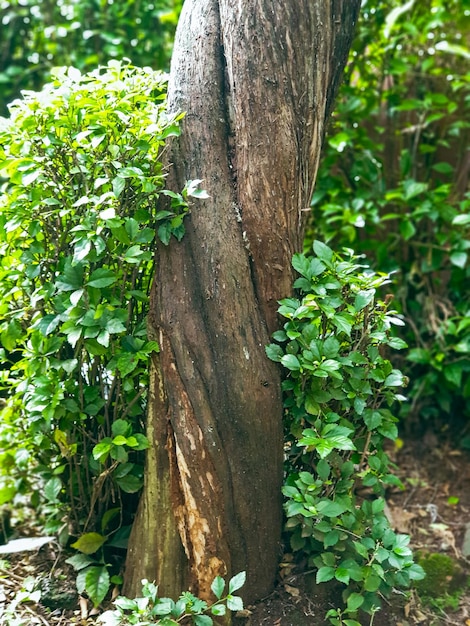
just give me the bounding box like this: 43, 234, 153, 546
71, 532, 106, 555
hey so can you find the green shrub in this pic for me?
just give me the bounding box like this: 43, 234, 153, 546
0, 60, 205, 605
267, 241, 424, 622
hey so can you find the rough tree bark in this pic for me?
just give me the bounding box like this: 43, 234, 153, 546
124, 0, 360, 604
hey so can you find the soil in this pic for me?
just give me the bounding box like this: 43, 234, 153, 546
1, 431, 469, 626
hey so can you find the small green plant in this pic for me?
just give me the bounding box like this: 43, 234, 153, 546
97, 572, 245, 625
267, 241, 424, 623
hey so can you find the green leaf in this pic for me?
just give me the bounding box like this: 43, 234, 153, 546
323, 336, 340, 358
110, 445, 128, 463
435, 40, 470, 59
316, 499, 348, 517
117, 352, 139, 376
347, 592, 364, 612
399, 219, 416, 241
298, 471, 315, 485
65, 554, 95, 571
92, 440, 112, 462
193, 616, 213, 626
226, 595, 244, 612
335, 567, 350, 585
333, 314, 353, 336
115, 474, 143, 493
0, 485, 16, 505
65, 326, 83, 348
1, 320, 23, 351
124, 245, 146, 263
228, 571, 246, 594
353, 541, 369, 559
211, 604, 226, 616
364, 573, 381, 592
112, 176, 126, 198
384, 0, 415, 38
316, 566, 335, 583
452, 214, 470, 226
211, 576, 225, 600
292, 253, 311, 278
386, 336, 407, 350
112, 435, 128, 446
280, 354, 301, 371
111, 419, 130, 437
131, 434, 149, 450
372, 498, 385, 514
71, 532, 107, 555
158, 222, 172, 245
432, 162, 453, 174
44, 477, 62, 502
407, 348, 431, 364
354, 289, 375, 312
114, 596, 139, 610
403, 179, 428, 200
36, 314, 61, 336
101, 508, 120, 533
85, 565, 110, 607
313, 240, 334, 263
363, 409, 383, 430
324, 530, 340, 548
384, 370, 404, 387
316, 459, 330, 481
450, 251, 467, 268
97, 330, 110, 347
265, 343, 283, 362
87, 268, 117, 288
56, 262, 84, 291
106, 319, 127, 334
407, 563, 426, 581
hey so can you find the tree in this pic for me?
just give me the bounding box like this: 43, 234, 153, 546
124, 0, 361, 604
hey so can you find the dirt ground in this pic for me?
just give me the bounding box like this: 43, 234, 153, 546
1, 431, 469, 626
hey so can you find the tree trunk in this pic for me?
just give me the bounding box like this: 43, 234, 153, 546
124, 0, 360, 604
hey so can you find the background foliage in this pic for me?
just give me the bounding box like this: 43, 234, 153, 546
310, 0, 470, 439
0, 0, 183, 115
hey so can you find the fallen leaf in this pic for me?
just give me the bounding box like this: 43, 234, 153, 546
386, 506, 417, 533
404, 601, 411, 617
284, 584, 300, 597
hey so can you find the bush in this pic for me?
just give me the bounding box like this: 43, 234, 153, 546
267, 241, 424, 621
0, 57, 205, 557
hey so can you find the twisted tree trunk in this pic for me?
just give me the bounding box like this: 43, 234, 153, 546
125, 0, 360, 604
